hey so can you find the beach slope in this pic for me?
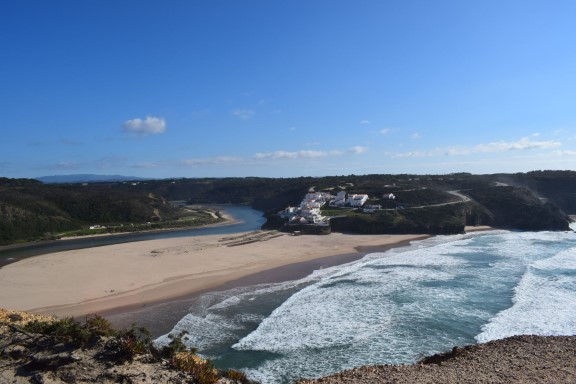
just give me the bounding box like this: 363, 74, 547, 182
0, 231, 427, 318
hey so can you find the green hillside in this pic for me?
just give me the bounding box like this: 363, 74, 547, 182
1, 171, 573, 244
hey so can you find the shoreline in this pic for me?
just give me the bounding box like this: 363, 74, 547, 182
0, 231, 432, 323
0, 225, 493, 337
0, 206, 240, 253
103, 238, 420, 336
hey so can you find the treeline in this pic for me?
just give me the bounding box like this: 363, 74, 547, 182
330, 205, 467, 235
0, 179, 182, 244
1, 170, 574, 244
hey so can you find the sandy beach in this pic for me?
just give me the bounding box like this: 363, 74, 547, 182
0, 230, 440, 320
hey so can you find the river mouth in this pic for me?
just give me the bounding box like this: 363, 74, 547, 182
0, 205, 265, 268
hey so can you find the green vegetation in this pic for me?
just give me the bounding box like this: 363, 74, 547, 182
0, 179, 224, 244
23, 315, 151, 361
329, 204, 469, 235
18, 315, 252, 383
1, 171, 573, 244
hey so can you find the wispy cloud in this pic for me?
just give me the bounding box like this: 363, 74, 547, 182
410, 133, 422, 140
379, 128, 392, 135
39, 161, 82, 170
386, 134, 562, 158
360, 120, 371, 125
122, 116, 166, 135
348, 146, 368, 154
553, 150, 576, 156
131, 161, 166, 169
97, 156, 128, 169
180, 156, 243, 166
254, 150, 336, 160
475, 134, 561, 152
254, 146, 368, 160
232, 109, 255, 120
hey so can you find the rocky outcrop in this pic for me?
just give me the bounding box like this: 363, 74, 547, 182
465, 186, 571, 231
297, 335, 576, 384
0, 309, 253, 384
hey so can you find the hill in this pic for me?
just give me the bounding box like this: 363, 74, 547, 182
36, 174, 147, 184
0, 178, 221, 245
1, 171, 573, 245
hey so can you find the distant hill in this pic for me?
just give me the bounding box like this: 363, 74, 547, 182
0, 177, 182, 245
1, 171, 573, 245
36, 174, 149, 184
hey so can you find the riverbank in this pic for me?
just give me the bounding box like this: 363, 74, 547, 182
0, 230, 433, 322
0, 206, 239, 253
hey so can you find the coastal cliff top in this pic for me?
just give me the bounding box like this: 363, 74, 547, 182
0, 309, 252, 384
2, 308, 575, 383
297, 335, 576, 384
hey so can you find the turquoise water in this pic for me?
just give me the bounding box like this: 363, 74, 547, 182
157, 224, 576, 384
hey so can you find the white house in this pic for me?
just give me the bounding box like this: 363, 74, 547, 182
279, 206, 297, 218
348, 194, 369, 207
331, 191, 347, 206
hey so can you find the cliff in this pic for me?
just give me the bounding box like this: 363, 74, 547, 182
0, 309, 254, 384
297, 335, 576, 384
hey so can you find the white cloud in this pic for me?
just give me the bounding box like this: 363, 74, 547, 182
553, 150, 576, 156
131, 161, 165, 168
379, 128, 391, 135
180, 156, 243, 166
254, 150, 336, 160
254, 146, 367, 160
475, 134, 560, 152
232, 109, 255, 120
410, 133, 422, 140
348, 146, 368, 154
386, 134, 562, 159
360, 120, 371, 124
123, 116, 166, 135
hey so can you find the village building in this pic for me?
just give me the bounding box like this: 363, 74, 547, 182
347, 194, 369, 207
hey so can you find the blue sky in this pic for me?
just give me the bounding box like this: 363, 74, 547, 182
2, 1, 575, 179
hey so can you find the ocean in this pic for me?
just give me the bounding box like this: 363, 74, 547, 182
156, 223, 576, 384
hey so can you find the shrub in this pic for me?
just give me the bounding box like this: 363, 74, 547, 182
225, 369, 251, 383
172, 352, 219, 384
157, 331, 195, 358
23, 317, 92, 346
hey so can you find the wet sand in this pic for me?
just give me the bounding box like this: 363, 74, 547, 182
0, 231, 432, 324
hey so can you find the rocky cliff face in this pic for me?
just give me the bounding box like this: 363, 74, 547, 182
0, 309, 253, 384
297, 335, 576, 384
465, 186, 571, 231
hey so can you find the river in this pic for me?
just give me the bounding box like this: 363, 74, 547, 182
0, 205, 265, 268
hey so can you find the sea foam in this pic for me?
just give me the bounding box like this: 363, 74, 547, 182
159, 225, 576, 384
